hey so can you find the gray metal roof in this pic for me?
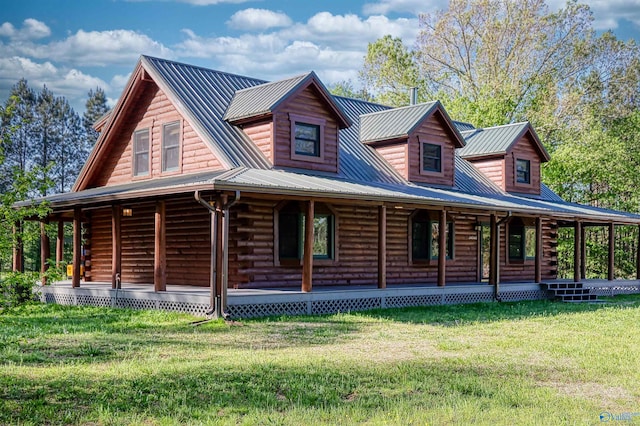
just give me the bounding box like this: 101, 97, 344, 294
223, 73, 310, 122
359, 101, 438, 143
458, 122, 529, 158
142, 56, 271, 169
454, 121, 476, 132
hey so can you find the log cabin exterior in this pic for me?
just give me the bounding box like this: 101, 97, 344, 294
17, 56, 640, 317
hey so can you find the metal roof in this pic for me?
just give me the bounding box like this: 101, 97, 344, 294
359, 101, 438, 143
458, 122, 529, 158
223, 73, 310, 122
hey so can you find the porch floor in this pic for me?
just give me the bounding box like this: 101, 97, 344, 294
38, 279, 640, 318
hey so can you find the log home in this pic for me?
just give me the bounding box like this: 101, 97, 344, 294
17, 56, 640, 317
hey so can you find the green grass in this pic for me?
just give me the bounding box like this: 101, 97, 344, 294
2, 297, 640, 425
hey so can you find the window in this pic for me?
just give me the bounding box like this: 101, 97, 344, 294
411, 212, 453, 261
277, 202, 335, 262
162, 121, 180, 172
508, 220, 536, 261
516, 159, 531, 184
133, 129, 149, 176
422, 142, 442, 173
294, 123, 320, 157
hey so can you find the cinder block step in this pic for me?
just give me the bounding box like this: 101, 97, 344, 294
541, 282, 599, 303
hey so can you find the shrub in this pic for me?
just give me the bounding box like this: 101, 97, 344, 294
0, 271, 39, 308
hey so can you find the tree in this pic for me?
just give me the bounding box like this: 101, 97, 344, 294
327, 80, 374, 102
83, 87, 109, 148
360, 35, 424, 107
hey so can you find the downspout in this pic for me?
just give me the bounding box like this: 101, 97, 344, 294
194, 191, 219, 318
495, 211, 512, 302
220, 191, 240, 318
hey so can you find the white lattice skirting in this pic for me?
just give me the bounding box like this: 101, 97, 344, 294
38, 283, 550, 318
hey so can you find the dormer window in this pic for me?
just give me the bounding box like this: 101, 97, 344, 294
421, 142, 442, 173
295, 123, 320, 157
516, 159, 530, 184
290, 113, 325, 163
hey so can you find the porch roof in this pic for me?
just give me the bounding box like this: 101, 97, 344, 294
25, 166, 640, 224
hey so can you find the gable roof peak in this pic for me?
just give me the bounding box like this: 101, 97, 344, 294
459, 121, 550, 162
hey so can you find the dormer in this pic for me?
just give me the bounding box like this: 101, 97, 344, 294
359, 101, 465, 186
458, 122, 550, 195
224, 72, 351, 173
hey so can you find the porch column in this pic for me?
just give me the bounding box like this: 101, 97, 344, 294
301, 200, 314, 292
637, 224, 640, 280
154, 200, 167, 291
580, 224, 586, 279
40, 219, 51, 285
72, 208, 82, 288
437, 209, 447, 287
56, 221, 64, 267
535, 217, 542, 284
608, 223, 615, 281
489, 213, 498, 286
111, 205, 121, 289
573, 221, 582, 284
377, 205, 387, 289
12, 222, 23, 272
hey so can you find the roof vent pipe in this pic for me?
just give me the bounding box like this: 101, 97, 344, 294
410, 87, 418, 106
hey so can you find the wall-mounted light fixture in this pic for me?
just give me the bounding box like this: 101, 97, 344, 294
122, 208, 133, 217
474, 224, 483, 232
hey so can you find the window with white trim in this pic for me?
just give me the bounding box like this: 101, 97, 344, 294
162, 121, 180, 172
133, 128, 150, 176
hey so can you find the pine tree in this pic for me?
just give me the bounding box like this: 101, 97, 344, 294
83, 87, 109, 148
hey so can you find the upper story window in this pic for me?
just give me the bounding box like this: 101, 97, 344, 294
421, 142, 442, 173
277, 202, 335, 263
133, 128, 150, 177
411, 211, 453, 261
516, 159, 531, 184
289, 114, 325, 163
162, 121, 180, 172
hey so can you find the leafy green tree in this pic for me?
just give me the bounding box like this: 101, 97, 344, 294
327, 80, 374, 102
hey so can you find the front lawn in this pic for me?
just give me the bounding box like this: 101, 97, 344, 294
1, 297, 639, 425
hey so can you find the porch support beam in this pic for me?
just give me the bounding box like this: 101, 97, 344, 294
12, 222, 23, 272
489, 214, 498, 286
111, 205, 121, 289
40, 219, 50, 285
437, 209, 447, 287
608, 222, 615, 281
580, 224, 586, 280
573, 221, 582, 284
154, 200, 167, 292
302, 200, 314, 293
377, 205, 387, 289
72, 207, 82, 288
535, 217, 542, 284
637, 224, 640, 280
56, 221, 64, 267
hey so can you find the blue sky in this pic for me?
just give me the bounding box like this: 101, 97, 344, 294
1, 0, 639, 113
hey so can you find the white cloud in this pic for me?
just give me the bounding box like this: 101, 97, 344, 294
362, 0, 446, 15
227, 8, 292, 30
0, 18, 51, 41
175, 0, 251, 4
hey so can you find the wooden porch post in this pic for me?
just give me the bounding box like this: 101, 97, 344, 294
489, 214, 498, 286
72, 208, 82, 288
56, 221, 64, 267
40, 219, 51, 285
301, 200, 314, 292
377, 205, 387, 289
437, 209, 447, 287
12, 222, 23, 273
637, 224, 640, 280
154, 200, 167, 291
535, 217, 542, 284
580, 224, 586, 280
574, 221, 582, 284
608, 223, 615, 281
111, 205, 121, 289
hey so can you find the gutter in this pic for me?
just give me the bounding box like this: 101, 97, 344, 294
194, 190, 219, 318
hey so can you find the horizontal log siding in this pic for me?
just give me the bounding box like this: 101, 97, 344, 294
120, 202, 155, 283
272, 86, 339, 173
467, 158, 505, 190
506, 134, 541, 195
243, 120, 274, 164
94, 83, 222, 187
88, 207, 112, 282
165, 198, 211, 286
408, 114, 456, 186
374, 143, 409, 179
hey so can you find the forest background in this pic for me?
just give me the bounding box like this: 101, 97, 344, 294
1, 0, 639, 282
